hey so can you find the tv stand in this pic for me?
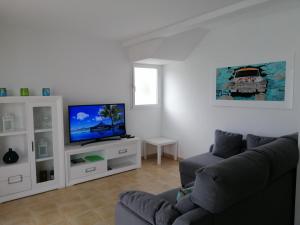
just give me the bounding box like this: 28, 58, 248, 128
81, 136, 121, 146
65, 138, 141, 186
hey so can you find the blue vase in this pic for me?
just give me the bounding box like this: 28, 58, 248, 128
42, 88, 51, 96
0, 88, 7, 97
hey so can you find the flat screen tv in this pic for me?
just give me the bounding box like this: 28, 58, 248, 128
68, 103, 126, 143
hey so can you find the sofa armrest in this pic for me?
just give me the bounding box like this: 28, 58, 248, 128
119, 191, 181, 225
173, 208, 212, 225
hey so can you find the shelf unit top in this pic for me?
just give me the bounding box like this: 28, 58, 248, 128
0, 96, 62, 104
65, 137, 140, 152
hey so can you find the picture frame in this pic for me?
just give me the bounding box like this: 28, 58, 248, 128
37, 139, 49, 158
210, 53, 295, 109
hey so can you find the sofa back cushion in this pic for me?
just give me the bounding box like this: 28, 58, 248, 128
212, 130, 243, 158
246, 134, 276, 148
191, 150, 270, 213
251, 134, 299, 181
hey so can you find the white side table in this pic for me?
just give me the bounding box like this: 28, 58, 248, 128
143, 137, 178, 165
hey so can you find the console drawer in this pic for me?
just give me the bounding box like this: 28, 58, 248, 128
70, 161, 107, 180
0, 163, 30, 180
106, 143, 137, 160
0, 175, 31, 197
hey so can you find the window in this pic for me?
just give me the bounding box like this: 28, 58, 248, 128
133, 65, 160, 108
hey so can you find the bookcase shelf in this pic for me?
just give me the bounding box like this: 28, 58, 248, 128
0, 130, 27, 137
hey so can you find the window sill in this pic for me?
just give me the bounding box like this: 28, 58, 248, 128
131, 104, 161, 110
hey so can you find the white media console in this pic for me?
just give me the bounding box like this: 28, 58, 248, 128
65, 138, 141, 186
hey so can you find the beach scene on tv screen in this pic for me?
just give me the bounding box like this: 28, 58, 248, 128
69, 104, 125, 142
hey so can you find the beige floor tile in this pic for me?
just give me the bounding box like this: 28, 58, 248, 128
0, 158, 180, 225
69, 211, 102, 225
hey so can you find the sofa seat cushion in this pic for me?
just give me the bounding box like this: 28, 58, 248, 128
119, 191, 181, 225
180, 153, 223, 182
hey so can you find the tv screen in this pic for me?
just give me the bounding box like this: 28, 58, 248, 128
69, 103, 126, 143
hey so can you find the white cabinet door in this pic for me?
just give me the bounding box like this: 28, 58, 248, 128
27, 102, 59, 188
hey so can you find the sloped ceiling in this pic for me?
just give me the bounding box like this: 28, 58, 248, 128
0, 0, 243, 40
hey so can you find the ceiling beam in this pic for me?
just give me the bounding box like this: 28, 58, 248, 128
122, 0, 272, 47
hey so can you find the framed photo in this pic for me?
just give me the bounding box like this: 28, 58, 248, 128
211, 54, 294, 109
37, 139, 49, 158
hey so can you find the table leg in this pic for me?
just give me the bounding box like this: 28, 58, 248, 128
143, 142, 147, 160
157, 145, 162, 165
174, 142, 178, 161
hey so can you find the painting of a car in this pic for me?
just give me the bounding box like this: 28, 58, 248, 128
227, 68, 267, 95
216, 61, 286, 101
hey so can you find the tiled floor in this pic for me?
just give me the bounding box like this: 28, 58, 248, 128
0, 158, 180, 225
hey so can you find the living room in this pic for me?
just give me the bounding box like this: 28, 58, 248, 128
0, 0, 300, 225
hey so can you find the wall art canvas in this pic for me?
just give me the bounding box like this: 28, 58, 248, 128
216, 61, 286, 102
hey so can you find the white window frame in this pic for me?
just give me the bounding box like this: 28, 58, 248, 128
132, 63, 162, 109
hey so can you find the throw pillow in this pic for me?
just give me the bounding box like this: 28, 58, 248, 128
246, 134, 276, 149
212, 129, 243, 158
176, 187, 193, 202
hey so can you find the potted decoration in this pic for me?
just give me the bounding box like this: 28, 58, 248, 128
3, 148, 19, 164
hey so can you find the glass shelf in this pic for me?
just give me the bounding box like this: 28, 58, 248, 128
0, 129, 27, 137
34, 129, 52, 134
36, 156, 54, 162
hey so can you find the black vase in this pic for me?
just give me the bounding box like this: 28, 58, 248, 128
3, 148, 19, 164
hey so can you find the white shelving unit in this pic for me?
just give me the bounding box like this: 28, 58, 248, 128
0, 96, 65, 203
65, 138, 141, 186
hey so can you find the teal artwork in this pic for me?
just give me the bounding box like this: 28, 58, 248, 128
216, 61, 286, 101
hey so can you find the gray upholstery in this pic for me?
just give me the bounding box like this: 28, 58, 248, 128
175, 195, 198, 214
251, 136, 299, 181
173, 208, 212, 225
156, 201, 181, 225
212, 130, 243, 158
191, 150, 270, 213
115, 203, 151, 225
157, 188, 180, 205
246, 134, 276, 148
179, 153, 223, 187
119, 191, 161, 225
119, 191, 180, 225
116, 133, 299, 225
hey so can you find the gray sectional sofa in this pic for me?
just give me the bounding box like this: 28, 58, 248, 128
115, 133, 298, 225
180, 131, 276, 187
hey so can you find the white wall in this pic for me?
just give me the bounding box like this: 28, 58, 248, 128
0, 27, 161, 141
162, 6, 300, 224
162, 7, 300, 158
